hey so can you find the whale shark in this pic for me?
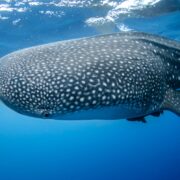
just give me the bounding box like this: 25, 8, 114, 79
0, 32, 179, 121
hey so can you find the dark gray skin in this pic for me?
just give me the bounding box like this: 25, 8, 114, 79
0, 32, 179, 121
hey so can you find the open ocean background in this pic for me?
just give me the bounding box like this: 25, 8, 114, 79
0, 0, 180, 180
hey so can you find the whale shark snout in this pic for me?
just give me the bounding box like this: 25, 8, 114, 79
0, 32, 179, 121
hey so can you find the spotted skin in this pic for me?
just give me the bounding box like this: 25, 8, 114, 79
0, 32, 179, 120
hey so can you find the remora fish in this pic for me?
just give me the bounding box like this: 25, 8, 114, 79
0, 32, 179, 122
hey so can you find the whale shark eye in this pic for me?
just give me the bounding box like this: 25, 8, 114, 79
40, 109, 51, 118
44, 113, 50, 118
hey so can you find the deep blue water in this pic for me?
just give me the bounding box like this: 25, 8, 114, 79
0, 0, 180, 180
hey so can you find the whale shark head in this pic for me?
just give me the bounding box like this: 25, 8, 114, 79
0, 48, 60, 119
0, 92, 56, 119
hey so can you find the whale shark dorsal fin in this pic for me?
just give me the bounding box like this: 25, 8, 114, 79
162, 89, 180, 116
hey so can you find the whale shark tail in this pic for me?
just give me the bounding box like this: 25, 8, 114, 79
162, 89, 180, 116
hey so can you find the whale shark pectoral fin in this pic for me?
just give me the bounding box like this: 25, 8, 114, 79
127, 116, 147, 123
150, 110, 163, 117
162, 89, 180, 116
127, 111, 164, 123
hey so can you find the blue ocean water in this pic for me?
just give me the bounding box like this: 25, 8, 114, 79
0, 0, 180, 180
